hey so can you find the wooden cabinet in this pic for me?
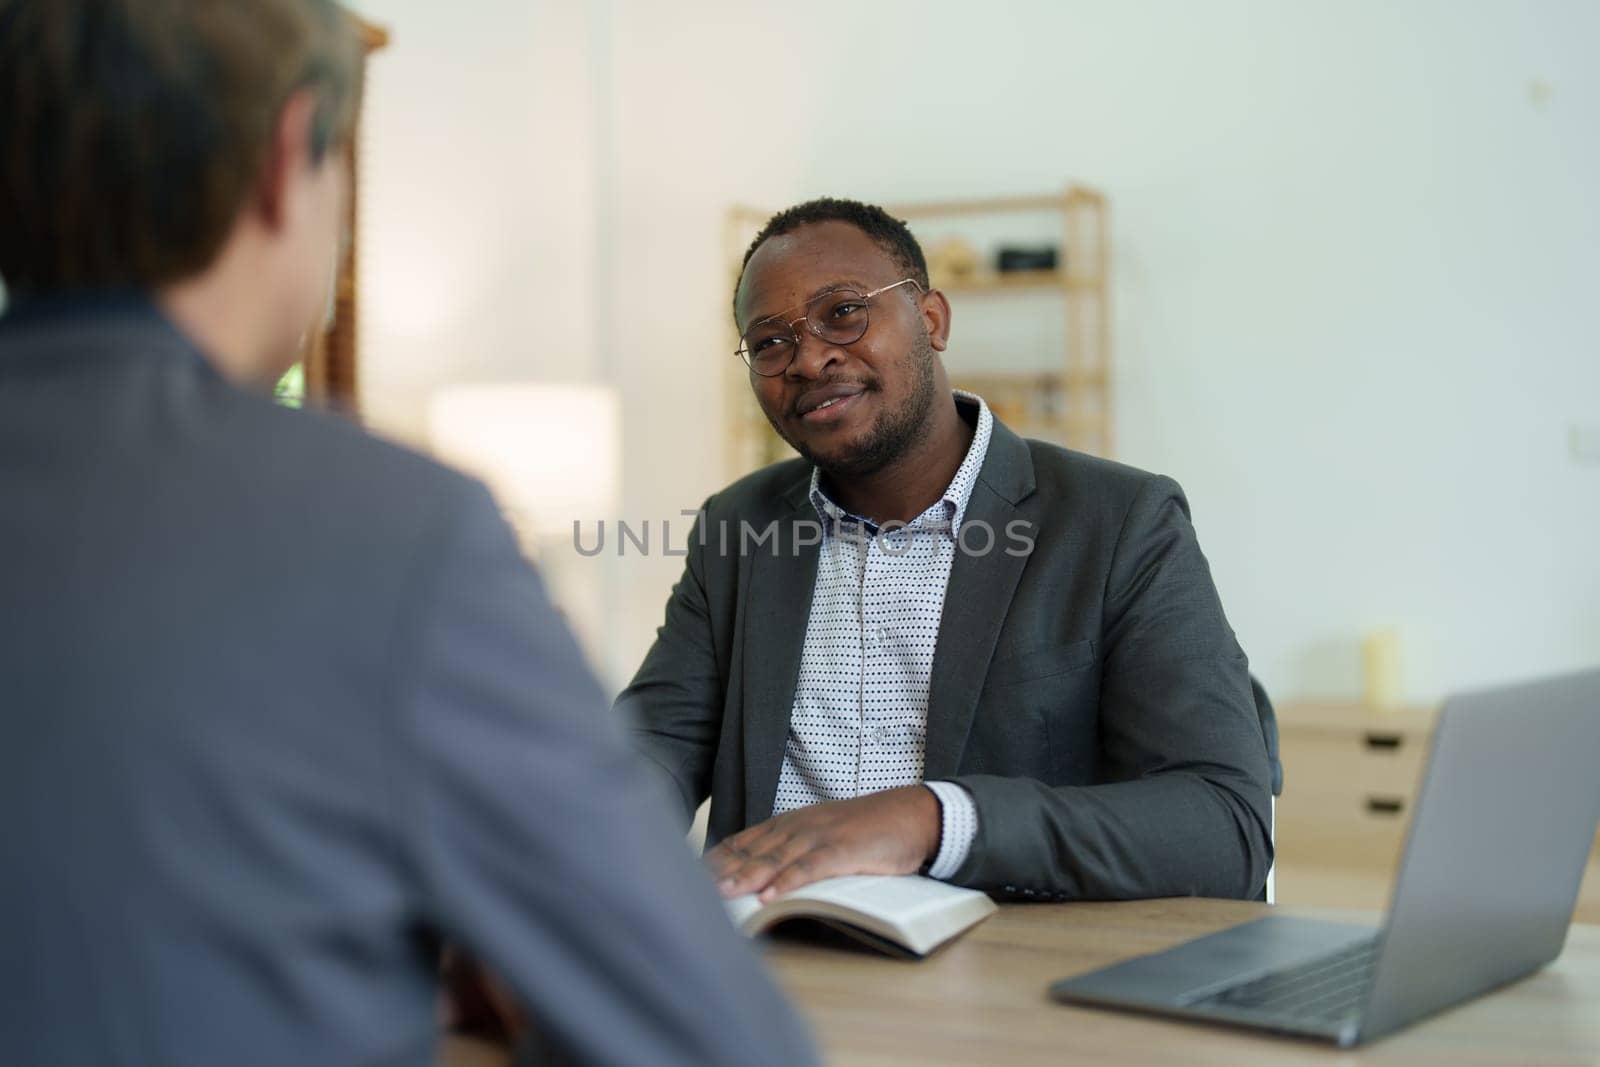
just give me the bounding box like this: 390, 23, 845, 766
1274, 703, 1433, 876
1273, 701, 1600, 923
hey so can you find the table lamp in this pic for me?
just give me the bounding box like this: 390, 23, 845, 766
427, 382, 620, 667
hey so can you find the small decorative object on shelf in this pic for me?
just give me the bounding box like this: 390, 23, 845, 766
723, 185, 1112, 477
996, 245, 1059, 273
926, 237, 981, 288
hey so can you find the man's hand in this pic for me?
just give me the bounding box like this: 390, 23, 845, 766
440, 946, 527, 1044
707, 786, 942, 902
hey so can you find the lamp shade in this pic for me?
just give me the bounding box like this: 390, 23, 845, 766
428, 383, 620, 540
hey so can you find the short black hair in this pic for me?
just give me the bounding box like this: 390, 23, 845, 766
734, 197, 929, 318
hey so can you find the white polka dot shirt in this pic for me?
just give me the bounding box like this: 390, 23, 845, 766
772, 392, 992, 881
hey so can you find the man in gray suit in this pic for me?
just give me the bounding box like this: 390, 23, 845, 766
619, 199, 1273, 905
0, 2, 814, 1064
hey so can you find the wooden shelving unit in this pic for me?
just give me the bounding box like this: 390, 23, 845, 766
722, 185, 1112, 479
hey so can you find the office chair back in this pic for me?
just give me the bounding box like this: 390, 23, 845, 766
1251, 676, 1283, 903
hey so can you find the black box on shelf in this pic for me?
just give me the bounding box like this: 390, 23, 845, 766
996, 246, 1059, 273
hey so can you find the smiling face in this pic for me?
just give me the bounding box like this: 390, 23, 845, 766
735, 221, 951, 478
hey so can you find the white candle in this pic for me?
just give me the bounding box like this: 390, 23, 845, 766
1362, 627, 1403, 712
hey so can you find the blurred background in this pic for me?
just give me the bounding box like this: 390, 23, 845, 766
10, 0, 1592, 710
336, 0, 1598, 707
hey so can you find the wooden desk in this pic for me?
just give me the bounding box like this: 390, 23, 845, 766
441, 898, 1600, 1065
768, 899, 1600, 1064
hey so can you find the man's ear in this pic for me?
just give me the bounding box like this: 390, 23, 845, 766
254, 89, 321, 232
920, 288, 953, 352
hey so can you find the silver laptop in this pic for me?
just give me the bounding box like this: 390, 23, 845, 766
1050, 667, 1600, 1047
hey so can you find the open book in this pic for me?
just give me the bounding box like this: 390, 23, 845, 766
725, 875, 997, 959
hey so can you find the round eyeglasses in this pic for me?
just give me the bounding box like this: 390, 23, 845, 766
735, 278, 924, 377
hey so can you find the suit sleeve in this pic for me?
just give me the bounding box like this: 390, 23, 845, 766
611, 500, 724, 823
391, 484, 814, 1066
950, 475, 1274, 901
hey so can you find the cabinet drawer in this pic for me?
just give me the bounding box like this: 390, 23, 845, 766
1276, 729, 1419, 874
1352, 727, 1429, 797
1274, 782, 1412, 872
1280, 729, 1428, 803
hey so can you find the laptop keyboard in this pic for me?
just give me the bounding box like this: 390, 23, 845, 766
1189, 938, 1379, 1024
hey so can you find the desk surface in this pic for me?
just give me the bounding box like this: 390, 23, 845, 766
442, 898, 1600, 1066
769, 898, 1600, 1065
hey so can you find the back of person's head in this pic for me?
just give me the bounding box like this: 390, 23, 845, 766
0, 0, 362, 299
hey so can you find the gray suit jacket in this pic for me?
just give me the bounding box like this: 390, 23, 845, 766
618, 402, 1273, 902
0, 296, 815, 1067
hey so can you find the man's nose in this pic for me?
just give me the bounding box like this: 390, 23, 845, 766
786, 326, 845, 380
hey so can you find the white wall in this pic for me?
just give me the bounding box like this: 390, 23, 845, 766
353, 0, 1600, 702
347, 0, 605, 424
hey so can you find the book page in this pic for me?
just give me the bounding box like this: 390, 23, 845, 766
783, 875, 984, 921
723, 893, 765, 931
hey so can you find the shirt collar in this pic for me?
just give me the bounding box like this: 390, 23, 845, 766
808, 390, 994, 539
0, 289, 211, 374
0, 288, 164, 333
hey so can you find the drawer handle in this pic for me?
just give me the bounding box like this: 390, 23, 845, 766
1366, 796, 1405, 816
1364, 733, 1403, 751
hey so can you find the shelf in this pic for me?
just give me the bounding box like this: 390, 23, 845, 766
953, 369, 1108, 390
1002, 412, 1107, 435
886, 191, 1099, 218
728, 186, 1106, 228
934, 270, 1103, 295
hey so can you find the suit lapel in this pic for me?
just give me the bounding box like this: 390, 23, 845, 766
924, 421, 1038, 780
740, 483, 820, 824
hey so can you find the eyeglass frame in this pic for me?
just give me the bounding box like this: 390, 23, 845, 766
734, 277, 926, 377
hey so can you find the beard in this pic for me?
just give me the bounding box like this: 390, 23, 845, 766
771, 328, 940, 480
